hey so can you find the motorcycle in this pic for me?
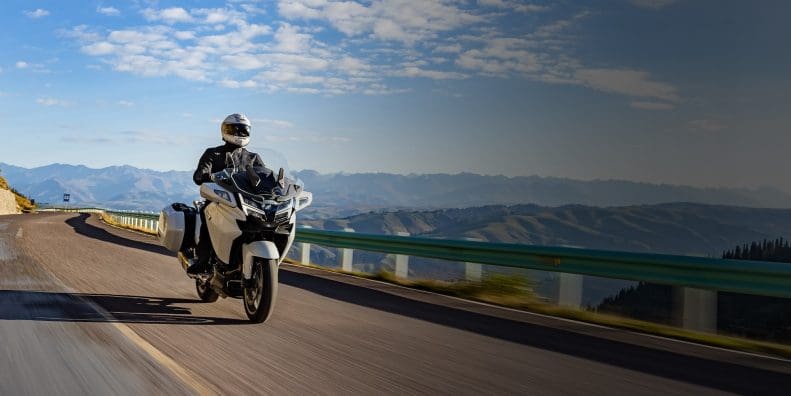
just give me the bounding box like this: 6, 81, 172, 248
157, 149, 312, 323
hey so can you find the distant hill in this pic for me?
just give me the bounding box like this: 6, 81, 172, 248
2, 162, 791, 212
304, 203, 791, 257
300, 202, 791, 306
294, 171, 791, 210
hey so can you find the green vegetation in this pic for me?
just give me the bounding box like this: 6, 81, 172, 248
0, 173, 36, 212
598, 238, 791, 343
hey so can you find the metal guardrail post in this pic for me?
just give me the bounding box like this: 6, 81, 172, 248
395, 231, 410, 279
679, 287, 718, 333
558, 273, 583, 309
463, 237, 484, 281
340, 228, 355, 272
300, 226, 312, 265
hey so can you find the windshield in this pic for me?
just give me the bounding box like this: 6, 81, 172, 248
218, 148, 301, 200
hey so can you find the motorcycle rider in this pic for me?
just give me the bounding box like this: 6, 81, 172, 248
187, 113, 264, 275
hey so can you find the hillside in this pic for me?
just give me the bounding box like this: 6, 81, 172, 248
298, 202, 791, 306
304, 202, 791, 257
597, 239, 791, 342
2, 162, 791, 212
0, 174, 35, 213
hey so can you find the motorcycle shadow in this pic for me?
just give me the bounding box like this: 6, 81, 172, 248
64, 213, 172, 256
0, 290, 248, 325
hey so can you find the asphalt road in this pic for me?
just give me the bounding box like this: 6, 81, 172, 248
2, 212, 791, 395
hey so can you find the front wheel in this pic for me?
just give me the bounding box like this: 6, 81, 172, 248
243, 259, 278, 323
196, 279, 219, 302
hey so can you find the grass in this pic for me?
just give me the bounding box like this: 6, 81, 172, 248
0, 175, 36, 212
283, 258, 791, 359
100, 212, 157, 235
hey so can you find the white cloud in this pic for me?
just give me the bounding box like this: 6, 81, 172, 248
456, 38, 542, 76
279, 0, 484, 44
14, 61, 51, 73
142, 7, 194, 24
82, 42, 116, 55
262, 135, 351, 143
117, 100, 135, 107
575, 68, 679, 103
24, 9, 50, 18
630, 101, 675, 111
252, 118, 295, 128
433, 43, 462, 53
394, 66, 467, 80
37, 97, 73, 107
63, 2, 682, 105
628, 0, 679, 10
97, 6, 120, 16
477, 0, 549, 13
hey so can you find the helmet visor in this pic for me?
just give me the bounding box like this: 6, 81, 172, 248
223, 123, 250, 137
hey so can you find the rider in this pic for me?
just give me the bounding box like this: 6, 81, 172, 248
187, 113, 263, 275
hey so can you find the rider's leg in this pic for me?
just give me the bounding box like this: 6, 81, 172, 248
187, 207, 211, 274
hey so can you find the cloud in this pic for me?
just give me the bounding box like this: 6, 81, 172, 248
37, 97, 73, 107
63, 1, 681, 105
630, 101, 675, 110
262, 135, 351, 143
117, 100, 135, 107
628, 0, 679, 9
141, 7, 194, 24
477, 0, 549, 13
252, 118, 295, 129
394, 66, 467, 80
16, 60, 51, 73
278, 0, 484, 44
97, 6, 121, 16
687, 119, 725, 132
24, 9, 50, 18
575, 68, 679, 103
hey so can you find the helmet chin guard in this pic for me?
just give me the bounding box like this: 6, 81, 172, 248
221, 113, 251, 147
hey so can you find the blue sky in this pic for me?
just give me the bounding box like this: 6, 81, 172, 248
1, 1, 790, 191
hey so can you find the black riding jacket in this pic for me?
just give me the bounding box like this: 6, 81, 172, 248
192, 143, 264, 185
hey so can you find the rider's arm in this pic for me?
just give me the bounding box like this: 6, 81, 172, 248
193, 149, 213, 185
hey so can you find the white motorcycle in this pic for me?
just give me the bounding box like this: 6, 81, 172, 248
157, 149, 312, 323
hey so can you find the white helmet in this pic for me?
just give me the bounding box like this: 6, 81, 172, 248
221, 113, 251, 147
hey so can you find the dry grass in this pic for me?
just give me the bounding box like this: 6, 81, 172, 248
100, 213, 157, 235
0, 175, 36, 212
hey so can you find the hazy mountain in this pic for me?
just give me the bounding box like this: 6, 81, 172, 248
304, 203, 791, 257
2, 162, 791, 212
0, 163, 196, 211
300, 203, 791, 305
294, 171, 791, 210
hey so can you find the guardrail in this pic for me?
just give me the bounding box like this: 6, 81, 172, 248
43, 206, 791, 333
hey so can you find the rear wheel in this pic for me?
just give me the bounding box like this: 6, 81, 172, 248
195, 279, 219, 302
243, 259, 278, 323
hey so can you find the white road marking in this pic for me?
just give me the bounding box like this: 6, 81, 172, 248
0, 240, 16, 261
16, 228, 23, 239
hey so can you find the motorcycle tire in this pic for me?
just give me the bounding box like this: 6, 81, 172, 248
195, 279, 219, 302
243, 258, 278, 323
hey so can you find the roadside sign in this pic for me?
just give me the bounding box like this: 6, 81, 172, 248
63, 193, 70, 203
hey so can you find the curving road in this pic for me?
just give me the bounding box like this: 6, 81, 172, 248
1, 212, 791, 395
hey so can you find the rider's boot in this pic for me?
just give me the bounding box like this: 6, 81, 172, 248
186, 257, 210, 275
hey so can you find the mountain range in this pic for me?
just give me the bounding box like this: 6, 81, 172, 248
2, 162, 791, 213
299, 202, 791, 306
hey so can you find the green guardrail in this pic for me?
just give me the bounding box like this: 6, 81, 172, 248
296, 228, 791, 298
45, 206, 791, 298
